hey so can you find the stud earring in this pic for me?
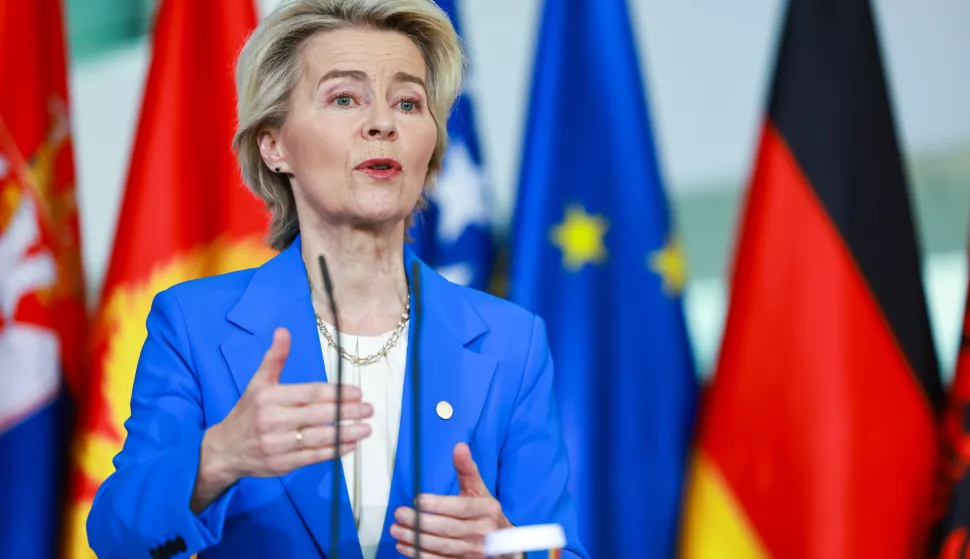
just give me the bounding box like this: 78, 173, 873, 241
274, 166, 281, 173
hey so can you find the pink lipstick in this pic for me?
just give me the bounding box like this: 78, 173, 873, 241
355, 158, 402, 180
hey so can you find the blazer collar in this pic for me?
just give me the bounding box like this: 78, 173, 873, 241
226, 234, 488, 346
221, 234, 496, 557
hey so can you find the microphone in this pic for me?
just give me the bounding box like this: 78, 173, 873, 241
409, 261, 423, 559
317, 255, 423, 559
317, 255, 343, 559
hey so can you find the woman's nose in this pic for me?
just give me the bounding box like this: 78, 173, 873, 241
363, 108, 397, 141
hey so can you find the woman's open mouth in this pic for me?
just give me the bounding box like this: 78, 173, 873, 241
356, 158, 403, 180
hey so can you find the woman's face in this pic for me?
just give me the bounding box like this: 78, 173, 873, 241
263, 27, 437, 231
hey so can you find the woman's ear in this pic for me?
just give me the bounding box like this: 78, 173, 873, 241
258, 128, 287, 174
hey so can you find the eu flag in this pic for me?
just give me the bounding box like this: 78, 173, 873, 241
408, 0, 493, 290
508, 0, 698, 557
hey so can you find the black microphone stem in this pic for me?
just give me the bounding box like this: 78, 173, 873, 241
318, 255, 343, 559
317, 256, 423, 559
410, 261, 423, 559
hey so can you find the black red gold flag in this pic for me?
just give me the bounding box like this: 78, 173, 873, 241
680, 1, 944, 557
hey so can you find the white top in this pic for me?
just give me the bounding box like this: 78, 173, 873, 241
317, 322, 408, 559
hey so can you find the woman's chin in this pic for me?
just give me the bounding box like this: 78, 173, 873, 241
346, 192, 416, 228
347, 206, 410, 230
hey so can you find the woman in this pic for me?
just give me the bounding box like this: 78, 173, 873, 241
86, 1, 587, 558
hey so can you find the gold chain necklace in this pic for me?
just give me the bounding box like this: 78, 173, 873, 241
314, 302, 410, 366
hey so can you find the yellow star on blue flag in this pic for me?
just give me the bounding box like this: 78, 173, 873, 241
649, 236, 687, 296
550, 205, 608, 271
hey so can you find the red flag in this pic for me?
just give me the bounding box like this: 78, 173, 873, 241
680, 0, 943, 557
62, 1, 273, 555
0, 0, 87, 556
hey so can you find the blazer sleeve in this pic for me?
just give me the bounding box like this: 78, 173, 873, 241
498, 315, 590, 559
86, 288, 240, 558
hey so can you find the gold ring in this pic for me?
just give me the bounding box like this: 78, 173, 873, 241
294, 430, 304, 447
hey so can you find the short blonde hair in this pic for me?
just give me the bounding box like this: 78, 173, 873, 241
233, 0, 464, 250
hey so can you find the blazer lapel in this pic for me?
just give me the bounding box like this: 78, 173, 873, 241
377, 253, 498, 558
221, 236, 362, 559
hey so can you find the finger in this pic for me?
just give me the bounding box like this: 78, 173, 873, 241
453, 443, 489, 497
296, 423, 372, 450
390, 523, 484, 558
273, 441, 358, 473
267, 401, 374, 430
394, 542, 450, 559
394, 506, 492, 539
252, 328, 291, 384
269, 382, 363, 406
415, 495, 502, 521
259, 422, 372, 455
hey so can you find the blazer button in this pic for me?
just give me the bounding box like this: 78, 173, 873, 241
436, 401, 454, 420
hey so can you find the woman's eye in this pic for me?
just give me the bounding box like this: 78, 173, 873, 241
399, 98, 421, 113
335, 95, 354, 107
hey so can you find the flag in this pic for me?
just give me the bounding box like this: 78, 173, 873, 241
407, 0, 493, 290
61, 1, 274, 555
507, 0, 698, 557
0, 0, 88, 556
679, 0, 944, 557
932, 239, 970, 558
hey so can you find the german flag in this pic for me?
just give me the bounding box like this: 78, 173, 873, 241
933, 245, 970, 558
61, 1, 273, 556
679, 0, 944, 557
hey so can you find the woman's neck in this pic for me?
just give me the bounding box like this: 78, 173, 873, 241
301, 224, 410, 336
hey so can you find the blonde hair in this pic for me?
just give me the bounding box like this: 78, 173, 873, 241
233, 0, 464, 250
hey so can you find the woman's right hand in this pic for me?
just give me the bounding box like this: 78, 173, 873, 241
191, 327, 372, 512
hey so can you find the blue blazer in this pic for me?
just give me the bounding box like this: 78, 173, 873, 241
87, 236, 588, 559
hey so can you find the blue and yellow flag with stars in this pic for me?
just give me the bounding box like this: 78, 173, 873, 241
508, 0, 698, 557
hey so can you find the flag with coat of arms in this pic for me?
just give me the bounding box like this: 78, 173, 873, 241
0, 1, 89, 557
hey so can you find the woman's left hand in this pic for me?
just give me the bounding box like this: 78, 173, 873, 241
391, 443, 512, 558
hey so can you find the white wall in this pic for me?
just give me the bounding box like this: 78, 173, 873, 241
69, 0, 970, 375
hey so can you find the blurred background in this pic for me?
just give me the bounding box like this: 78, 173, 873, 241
3, 0, 970, 557
67, 0, 970, 379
